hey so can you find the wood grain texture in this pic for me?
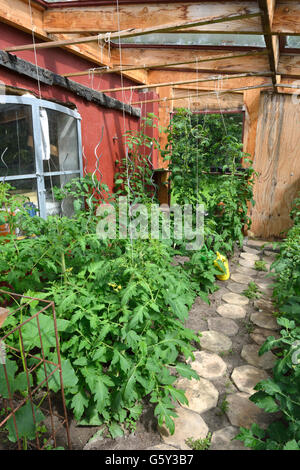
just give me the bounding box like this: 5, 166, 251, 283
243, 87, 261, 158
157, 86, 172, 169
273, 0, 300, 34
149, 70, 270, 89
43, 2, 262, 34
172, 89, 244, 110
111, 48, 270, 74
251, 92, 300, 238
279, 55, 300, 78
0, 0, 147, 84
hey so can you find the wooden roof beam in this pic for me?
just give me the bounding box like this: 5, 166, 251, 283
100, 72, 272, 94
5, 10, 262, 52
258, 0, 279, 87
43, 2, 262, 34
109, 47, 270, 75
0, 0, 147, 84
63, 51, 268, 78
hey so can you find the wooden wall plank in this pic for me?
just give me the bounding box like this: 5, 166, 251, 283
251, 92, 300, 238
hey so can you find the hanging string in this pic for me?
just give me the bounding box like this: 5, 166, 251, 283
215, 75, 228, 136
116, 0, 135, 253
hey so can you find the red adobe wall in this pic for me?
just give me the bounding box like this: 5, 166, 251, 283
0, 23, 160, 193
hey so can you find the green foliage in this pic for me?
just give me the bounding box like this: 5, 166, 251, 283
114, 114, 161, 204
1, 175, 211, 438
255, 260, 268, 272
236, 196, 300, 451
242, 281, 261, 299
185, 433, 212, 450
166, 109, 257, 254
0, 356, 45, 448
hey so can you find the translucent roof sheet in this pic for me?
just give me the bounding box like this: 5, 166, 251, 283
119, 33, 266, 47
286, 36, 300, 49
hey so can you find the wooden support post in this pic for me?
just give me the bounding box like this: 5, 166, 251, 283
157, 86, 172, 170
243, 88, 262, 159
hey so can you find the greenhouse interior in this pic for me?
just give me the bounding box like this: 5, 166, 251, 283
0, 0, 300, 453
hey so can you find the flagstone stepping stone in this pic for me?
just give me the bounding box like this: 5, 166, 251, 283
264, 250, 278, 259
176, 377, 219, 414
231, 272, 252, 284
250, 312, 279, 330
209, 426, 249, 451
172, 255, 190, 266
235, 265, 257, 276
227, 282, 246, 294
241, 344, 276, 370
247, 240, 270, 250
208, 317, 239, 336
243, 246, 260, 255
222, 292, 249, 306
187, 351, 227, 379
159, 407, 209, 450
254, 298, 275, 313
262, 256, 275, 266
200, 330, 232, 353
250, 328, 280, 346
256, 283, 273, 297
240, 252, 260, 261
231, 365, 269, 395
217, 304, 246, 320
239, 258, 256, 268
226, 392, 276, 429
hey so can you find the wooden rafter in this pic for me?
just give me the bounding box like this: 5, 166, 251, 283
131, 83, 273, 105
99, 72, 272, 94
110, 46, 269, 68
0, 0, 147, 84
62, 51, 268, 79
43, 2, 262, 34
5, 10, 262, 52
258, 0, 279, 87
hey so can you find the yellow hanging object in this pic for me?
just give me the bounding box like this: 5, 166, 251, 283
214, 251, 230, 281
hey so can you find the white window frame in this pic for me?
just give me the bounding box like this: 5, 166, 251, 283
0, 95, 83, 218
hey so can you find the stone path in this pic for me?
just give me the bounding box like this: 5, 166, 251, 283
149, 239, 280, 451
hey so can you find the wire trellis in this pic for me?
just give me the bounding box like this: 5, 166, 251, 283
0, 290, 71, 450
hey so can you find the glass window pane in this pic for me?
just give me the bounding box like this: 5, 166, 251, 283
8, 178, 38, 214
286, 36, 300, 49
45, 173, 80, 218
0, 104, 35, 177
42, 108, 79, 174
118, 33, 266, 47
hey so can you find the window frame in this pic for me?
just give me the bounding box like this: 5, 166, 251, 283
0, 95, 83, 218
